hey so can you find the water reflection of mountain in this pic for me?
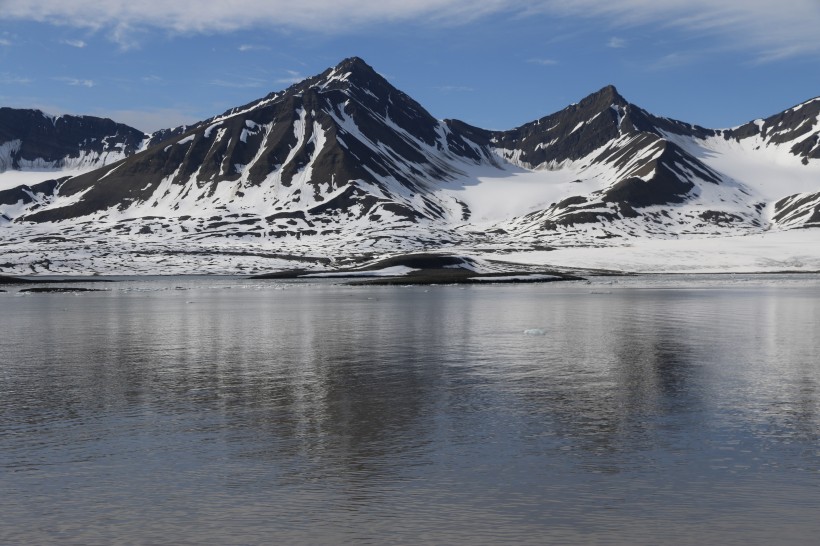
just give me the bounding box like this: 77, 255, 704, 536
1, 283, 818, 482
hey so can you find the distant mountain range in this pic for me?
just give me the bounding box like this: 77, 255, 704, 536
1, 57, 819, 274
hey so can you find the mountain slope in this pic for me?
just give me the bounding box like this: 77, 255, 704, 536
19, 58, 493, 244
0, 108, 146, 176
0, 108, 150, 223
0, 57, 818, 274
461, 85, 767, 241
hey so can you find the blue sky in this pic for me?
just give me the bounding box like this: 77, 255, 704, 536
1, 0, 819, 133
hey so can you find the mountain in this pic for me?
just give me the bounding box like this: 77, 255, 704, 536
0, 108, 150, 222
0, 108, 146, 172
0, 57, 818, 274
14, 58, 498, 242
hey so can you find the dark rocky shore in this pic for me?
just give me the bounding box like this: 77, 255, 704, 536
18, 287, 106, 293
251, 253, 585, 285
0, 275, 38, 285
0, 274, 111, 292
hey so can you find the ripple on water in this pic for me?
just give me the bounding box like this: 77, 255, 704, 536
1, 278, 819, 544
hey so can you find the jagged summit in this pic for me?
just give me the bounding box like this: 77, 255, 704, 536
722, 93, 820, 163
287, 56, 386, 94
330, 56, 380, 78
594, 84, 623, 98
580, 84, 628, 108
486, 84, 633, 168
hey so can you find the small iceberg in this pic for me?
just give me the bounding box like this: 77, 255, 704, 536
523, 328, 546, 336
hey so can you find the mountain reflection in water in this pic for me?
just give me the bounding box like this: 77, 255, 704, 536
1, 277, 819, 545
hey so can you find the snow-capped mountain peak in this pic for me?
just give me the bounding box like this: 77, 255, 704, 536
1, 57, 819, 275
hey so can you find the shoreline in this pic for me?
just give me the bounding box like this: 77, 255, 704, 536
4, 269, 820, 285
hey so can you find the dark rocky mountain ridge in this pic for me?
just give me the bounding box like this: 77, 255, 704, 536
1, 57, 818, 274
0, 108, 146, 171
17, 58, 496, 228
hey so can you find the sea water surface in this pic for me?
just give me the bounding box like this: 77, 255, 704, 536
1, 275, 819, 545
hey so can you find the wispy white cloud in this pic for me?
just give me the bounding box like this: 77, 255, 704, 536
238, 44, 270, 52
61, 39, 86, 48
527, 58, 559, 66
0, 38, 11, 46
534, 0, 820, 61
0, 73, 32, 84
55, 77, 95, 87
275, 70, 305, 85
0, 0, 508, 36
1, 1, 819, 60
752, 46, 811, 65
649, 52, 698, 71
607, 37, 626, 49
108, 23, 144, 50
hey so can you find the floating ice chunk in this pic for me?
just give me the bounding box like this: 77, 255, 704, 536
524, 328, 546, 336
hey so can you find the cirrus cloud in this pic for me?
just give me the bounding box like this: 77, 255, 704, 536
527, 58, 559, 66
55, 76, 95, 87
533, 0, 820, 61
0, 0, 818, 60
607, 37, 626, 49
275, 70, 306, 85
0, 0, 509, 35
0, 72, 31, 84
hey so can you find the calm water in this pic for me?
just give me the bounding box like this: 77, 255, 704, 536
1, 275, 819, 545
